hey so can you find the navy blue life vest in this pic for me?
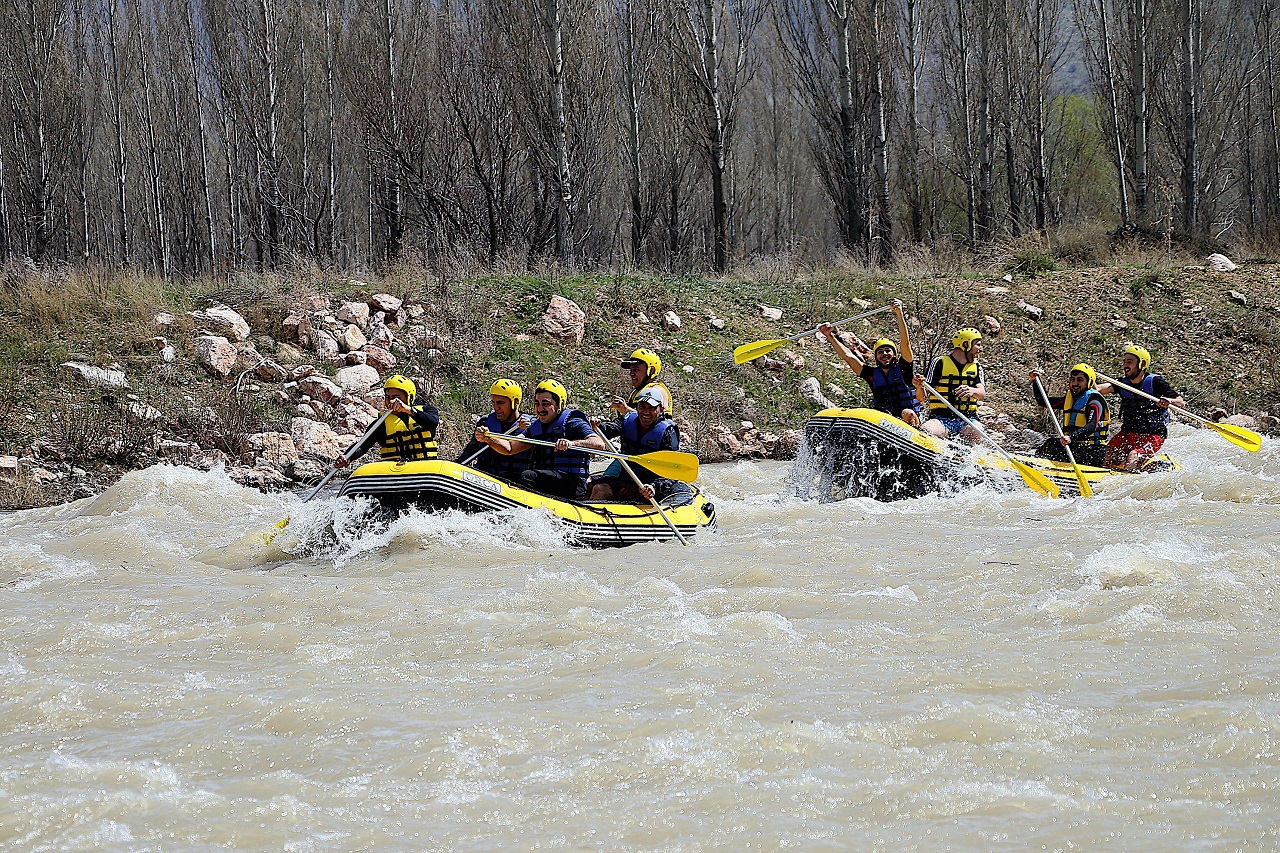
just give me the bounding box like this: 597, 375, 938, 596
619, 415, 676, 484
867, 360, 918, 416
474, 411, 531, 480
1116, 374, 1171, 433
525, 408, 592, 480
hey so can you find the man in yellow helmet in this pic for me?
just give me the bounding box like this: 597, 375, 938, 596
1097, 343, 1185, 470
818, 299, 922, 426
588, 386, 693, 507
455, 379, 533, 480
335, 374, 439, 467
1029, 364, 1110, 467
613, 348, 674, 416
918, 327, 986, 441
476, 379, 609, 500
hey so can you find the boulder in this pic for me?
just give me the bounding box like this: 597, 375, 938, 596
228, 465, 294, 490
1207, 253, 1238, 272
297, 374, 344, 405
370, 293, 403, 313
981, 315, 1001, 334
337, 324, 367, 353
336, 301, 371, 329
369, 322, 397, 350
1226, 413, 1258, 428
276, 342, 307, 364
800, 377, 835, 409
363, 344, 397, 374
243, 432, 299, 466
291, 365, 318, 381
777, 349, 805, 368
290, 417, 343, 460
304, 295, 332, 312
190, 304, 250, 341
61, 361, 130, 390
281, 313, 303, 341
254, 360, 289, 382
773, 429, 804, 460
0, 456, 19, 478
126, 402, 164, 424
710, 317, 726, 331
1258, 414, 1279, 431
759, 304, 783, 321
530, 295, 586, 345
662, 311, 682, 330
333, 364, 381, 394
344, 351, 368, 365
311, 328, 340, 359
825, 383, 846, 399
193, 336, 239, 378
287, 458, 329, 482
1017, 300, 1043, 321
154, 312, 176, 327
1229, 290, 1248, 306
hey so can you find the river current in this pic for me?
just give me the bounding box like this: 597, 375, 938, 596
3, 424, 1278, 851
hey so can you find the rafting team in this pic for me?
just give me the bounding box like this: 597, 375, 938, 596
336, 297, 1184, 502
817, 299, 1184, 471
334, 347, 692, 507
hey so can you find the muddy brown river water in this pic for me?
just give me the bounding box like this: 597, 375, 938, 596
3, 425, 1278, 850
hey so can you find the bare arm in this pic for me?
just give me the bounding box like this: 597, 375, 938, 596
820, 323, 866, 372
892, 299, 914, 363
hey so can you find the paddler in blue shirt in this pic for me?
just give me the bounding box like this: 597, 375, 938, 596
455, 378, 532, 480
588, 386, 693, 507
818, 298, 923, 427
335, 374, 439, 467
476, 379, 609, 500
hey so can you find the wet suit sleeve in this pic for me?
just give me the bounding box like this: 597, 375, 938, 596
598, 419, 623, 440
1030, 381, 1064, 410
400, 403, 440, 432
1066, 400, 1104, 442
659, 423, 681, 452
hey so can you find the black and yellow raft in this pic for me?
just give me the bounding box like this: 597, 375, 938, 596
336, 458, 715, 547
796, 407, 1176, 502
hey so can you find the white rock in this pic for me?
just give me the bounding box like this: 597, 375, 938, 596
153, 312, 176, 326
190, 304, 251, 341
662, 311, 682, 330
1207, 253, 1238, 272
1017, 300, 1043, 321
1001, 273, 1014, 283
799, 377, 834, 409
290, 417, 343, 460
336, 301, 371, 329
710, 317, 726, 331
192, 336, 239, 378
849, 297, 872, 309
126, 402, 164, 423
682, 364, 694, 373
311, 328, 340, 358
243, 432, 299, 466
637, 312, 650, 324
338, 324, 367, 353
981, 315, 1001, 334
370, 293, 403, 312
530, 295, 586, 345
333, 364, 381, 394
1229, 290, 1248, 305
984, 286, 1010, 295
825, 383, 845, 398
0, 456, 19, 478
297, 374, 344, 405
759, 305, 784, 321
61, 361, 130, 390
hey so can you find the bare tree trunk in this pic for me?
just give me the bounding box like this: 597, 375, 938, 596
870, 0, 893, 263
324, 0, 337, 262
1181, 0, 1199, 234
544, 0, 574, 266
187, 6, 216, 273
107, 1, 130, 264
135, 7, 169, 276
259, 0, 282, 267
902, 0, 926, 242
976, 0, 995, 241
0, 131, 8, 260
1132, 0, 1149, 219
382, 0, 402, 262
1001, 9, 1021, 236
1096, 0, 1132, 227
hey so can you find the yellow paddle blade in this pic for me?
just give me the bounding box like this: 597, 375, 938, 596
733, 338, 786, 364
1009, 457, 1061, 498
1073, 468, 1094, 498
261, 516, 290, 546
1207, 420, 1263, 452
629, 450, 700, 483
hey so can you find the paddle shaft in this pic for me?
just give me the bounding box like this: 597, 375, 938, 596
460, 416, 528, 466
788, 305, 893, 345
601, 434, 689, 546
1031, 374, 1093, 497
302, 410, 391, 503
921, 380, 1059, 498
481, 431, 697, 482
1094, 372, 1196, 423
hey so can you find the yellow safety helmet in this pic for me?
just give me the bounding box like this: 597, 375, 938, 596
952, 328, 983, 351
872, 338, 897, 355
489, 378, 522, 408
1122, 343, 1151, 371
383, 374, 416, 404
535, 379, 568, 407
1070, 363, 1097, 387
621, 348, 662, 379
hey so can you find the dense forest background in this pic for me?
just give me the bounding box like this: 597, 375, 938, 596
0, 0, 1271, 277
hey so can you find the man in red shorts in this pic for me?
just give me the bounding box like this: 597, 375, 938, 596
1097, 343, 1185, 470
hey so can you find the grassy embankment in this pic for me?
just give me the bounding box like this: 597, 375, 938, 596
2, 236, 1278, 509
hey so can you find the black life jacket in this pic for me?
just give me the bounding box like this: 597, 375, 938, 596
525, 408, 592, 480
1116, 374, 1171, 433
474, 411, 531, 480
867, 359, 917, 415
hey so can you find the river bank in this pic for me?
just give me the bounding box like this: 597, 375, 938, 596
2, 251, 1278, 510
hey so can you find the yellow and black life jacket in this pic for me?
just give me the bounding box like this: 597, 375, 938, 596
1060, 388, 1110, 448
928, 356, 981, 416
380, 410, 438, 462
629, 380, 674, 415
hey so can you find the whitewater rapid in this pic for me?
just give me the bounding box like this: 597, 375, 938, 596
2, 424, 1278, 850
